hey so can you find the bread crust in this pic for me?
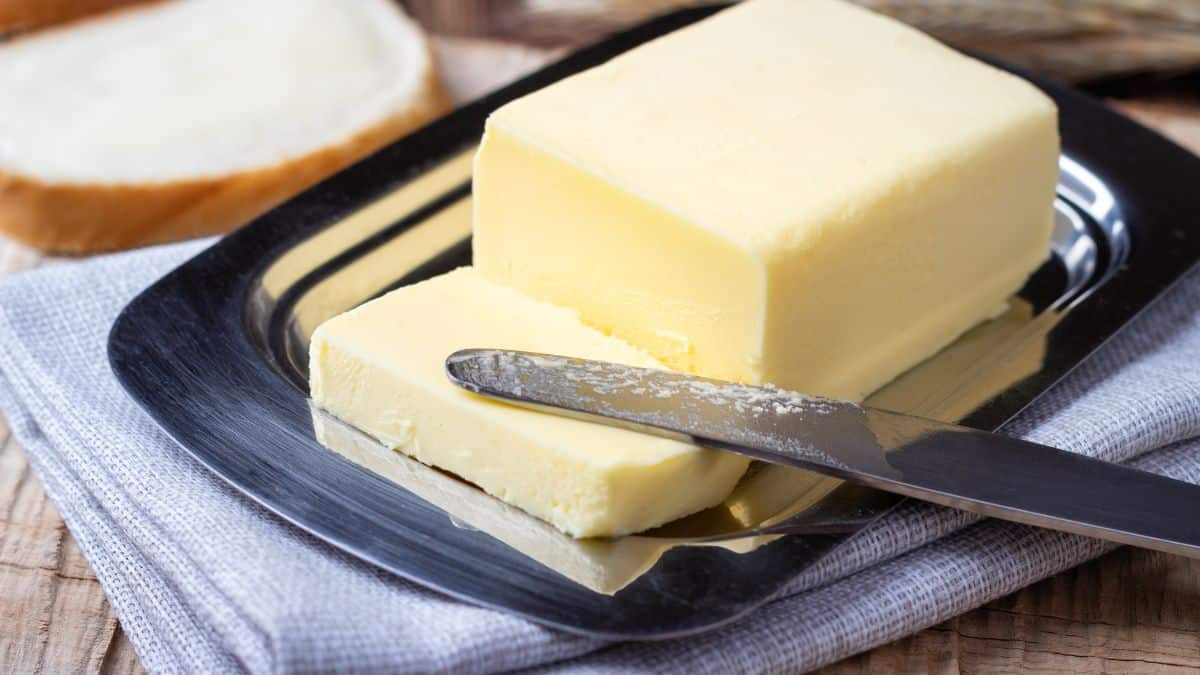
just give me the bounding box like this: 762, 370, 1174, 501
0, 0, 152, 33
0, 50, 450, 253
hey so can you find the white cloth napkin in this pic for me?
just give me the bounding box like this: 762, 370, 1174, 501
1, 240, 1198, 673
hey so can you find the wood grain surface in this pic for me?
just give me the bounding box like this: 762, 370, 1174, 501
1, 38, 1199, 675
0, 240, 141, 673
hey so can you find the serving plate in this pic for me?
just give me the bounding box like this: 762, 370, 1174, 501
109, 6, 1200, 639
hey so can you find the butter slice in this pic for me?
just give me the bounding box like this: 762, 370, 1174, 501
309, 268, 749, 537
473, 0, 1059, 400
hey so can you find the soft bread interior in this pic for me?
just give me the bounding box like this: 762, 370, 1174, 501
0, 0, 433, 183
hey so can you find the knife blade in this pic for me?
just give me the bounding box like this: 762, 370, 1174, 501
445, 348, 1200, 558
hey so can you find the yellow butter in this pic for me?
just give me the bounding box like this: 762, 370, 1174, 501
473, 0, 1059, 400
309, 268, 749, 537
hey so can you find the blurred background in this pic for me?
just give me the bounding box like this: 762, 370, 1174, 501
8, 0, 1199, 88
399, 0, 1200, 148
404, 0, 1200, 83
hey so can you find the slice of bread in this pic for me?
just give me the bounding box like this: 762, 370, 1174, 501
0, 0, 449, 253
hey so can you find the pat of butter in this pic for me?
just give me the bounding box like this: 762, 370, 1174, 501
473, 0, 1059, 400
309, 268, 749, 538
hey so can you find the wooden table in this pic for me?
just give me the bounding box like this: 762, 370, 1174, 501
2, 51, 1200, 675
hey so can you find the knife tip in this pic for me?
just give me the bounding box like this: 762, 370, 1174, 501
444, 348, 489, 393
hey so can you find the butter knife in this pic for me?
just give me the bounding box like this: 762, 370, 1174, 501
445, 348, 1200, 558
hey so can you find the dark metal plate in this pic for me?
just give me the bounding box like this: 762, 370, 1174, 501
108, 6, 1200, 639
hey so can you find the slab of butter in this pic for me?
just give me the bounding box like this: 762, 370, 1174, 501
309, 268, 749, 538
473, 0, 1060, 401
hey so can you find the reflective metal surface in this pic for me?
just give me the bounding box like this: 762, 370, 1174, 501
448, 350, 1200, 559
108, 6, 1200, 638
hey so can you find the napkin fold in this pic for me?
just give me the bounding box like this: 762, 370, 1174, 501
1, 240, 1199, 673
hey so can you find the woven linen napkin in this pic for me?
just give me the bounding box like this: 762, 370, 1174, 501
1, 240, 1199, 673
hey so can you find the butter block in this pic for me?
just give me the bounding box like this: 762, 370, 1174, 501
473, 0, 1059, 401
309, 268, 749, 537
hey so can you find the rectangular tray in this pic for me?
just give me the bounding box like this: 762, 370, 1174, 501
109, 6, 1200, 639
